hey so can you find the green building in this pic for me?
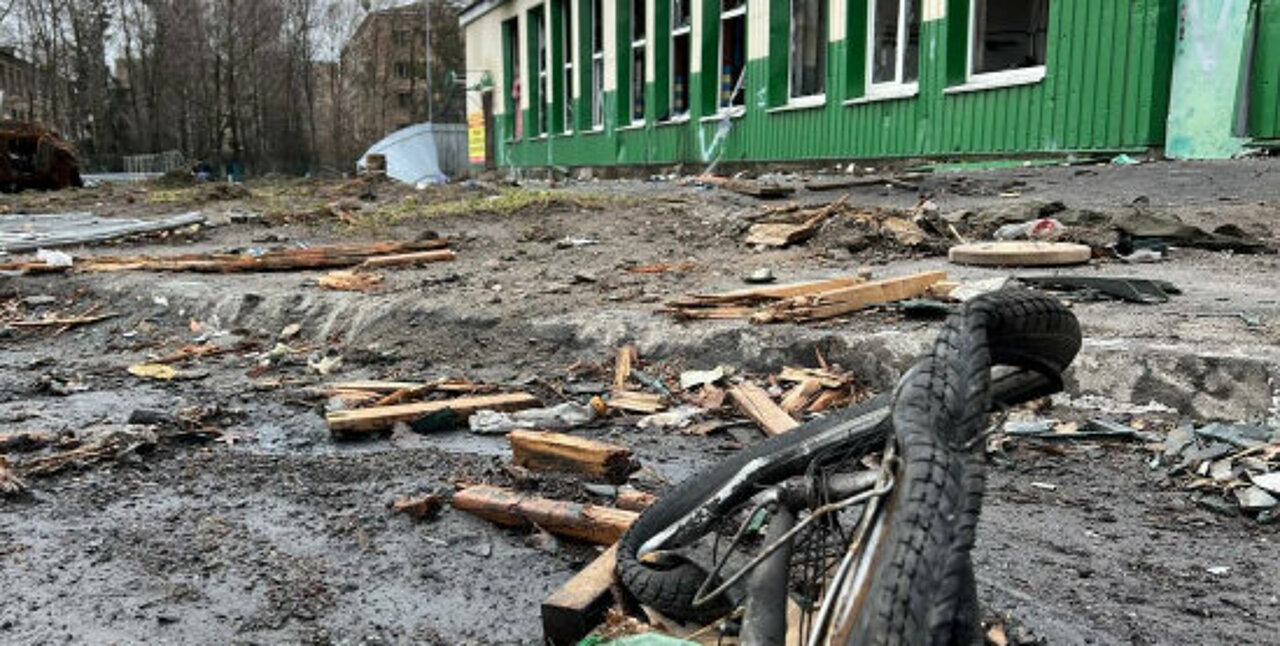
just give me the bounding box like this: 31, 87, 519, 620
459, 0, 1280, 169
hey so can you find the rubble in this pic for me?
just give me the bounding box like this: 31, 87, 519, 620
0, 120, 83, 192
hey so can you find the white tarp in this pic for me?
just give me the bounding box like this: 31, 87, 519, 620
358, 123, 452, 185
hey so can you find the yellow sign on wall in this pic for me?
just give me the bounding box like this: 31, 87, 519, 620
467, 109, 486, 164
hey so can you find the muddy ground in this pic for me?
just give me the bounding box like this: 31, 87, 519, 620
2, 159, 1279, 644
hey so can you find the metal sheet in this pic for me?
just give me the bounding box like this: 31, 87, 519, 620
0, 211, 206, 254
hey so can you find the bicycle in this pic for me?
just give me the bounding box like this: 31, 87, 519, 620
616, 289, 1082, 645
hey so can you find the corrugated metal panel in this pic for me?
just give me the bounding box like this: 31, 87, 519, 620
499, 0, 1176, 166
1251, 0, 1280, 139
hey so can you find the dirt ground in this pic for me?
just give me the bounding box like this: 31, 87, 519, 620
2, 158, 1279, 644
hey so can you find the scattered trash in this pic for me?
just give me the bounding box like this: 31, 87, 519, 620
1111, 153, 1140, 166
637, 405, 702, 430
744, 268, 775, 284
678, 367, 725, 391
468, 401, 597, 435
1018, 276, 1181, 304
994, 217, 1064, 241
1113, 211, 1274, 254
35, 248, 73, 267
307, 355, 343, 376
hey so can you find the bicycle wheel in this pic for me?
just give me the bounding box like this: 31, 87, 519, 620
617, 290, 1081, 628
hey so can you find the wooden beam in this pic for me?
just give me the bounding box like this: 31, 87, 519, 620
509, 430, 635, 484
777, 366, 849, 389
671, 276, 865, 307
452, 485, 637, 545
8, 313, 116, 328
728, 383, 799, 436
754, 271, 947, 323
326, 392, 539, 434
360, 249, 457, 268
541, 544, 619, 646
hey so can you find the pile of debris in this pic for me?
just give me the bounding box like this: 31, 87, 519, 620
1154, 422, 1280, 521
0, 120, 83, 193
742, 197, 951, 256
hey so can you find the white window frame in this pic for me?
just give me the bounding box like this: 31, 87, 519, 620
954, 0, 1047, 93
591, 0, 605, 130
561, 0, 574, 133
719, 0, 747, 110
865, 0, 918, 100
630, 0, 647, 126
787, 0, 826, 103
669, 0, 692, 120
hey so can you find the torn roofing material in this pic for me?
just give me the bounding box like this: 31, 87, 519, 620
358, 123, 451, 186
0, 211, 205, 254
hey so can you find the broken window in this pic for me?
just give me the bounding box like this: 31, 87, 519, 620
719, 0, 746, 109
869, 0, 919, 90
969, 0, 1048, 77
591, 0, 604, 128
631, 0, 647, 123
670, 0, 691, 118
535, 7, 548, 135
789, 0, 826, 99
560, 0, 574, 132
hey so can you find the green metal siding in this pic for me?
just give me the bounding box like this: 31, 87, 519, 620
498, 0, 1177, 167
1252, 0, 1280, 139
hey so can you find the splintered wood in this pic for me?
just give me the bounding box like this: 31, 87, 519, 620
728, 382, 799, 436
744, 197, 848, 247
452, 485, 637, 545
326, 392, 540, 434
665, 271, 946, 323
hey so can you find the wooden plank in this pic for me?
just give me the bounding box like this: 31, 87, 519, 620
509, 430, 635, 484
728, 383, 799, 436
662, 305, 761, 320
606, 390, 664, 414
779, 378, 823, 415
541, 544, 619, 646
613, 345, 637, 390
325, 379, 491, 394
754, 271, 947, 323
0, 240, 451, 274
326, 392, 539, 433
452, 485, 637, 545
948, 242, 1092, 267
360, 249, 457, 268
8, 313, 117, 328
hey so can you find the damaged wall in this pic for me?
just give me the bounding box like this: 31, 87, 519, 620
466, 0, 1179, 168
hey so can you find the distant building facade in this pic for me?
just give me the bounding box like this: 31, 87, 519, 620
0, 46, 37, 121
341, 2, 436, 146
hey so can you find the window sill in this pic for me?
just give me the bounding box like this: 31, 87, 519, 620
944, 67, 1046, 95
767, 95, 826, 114
699, 106, 747, 123
581, 127, 605, 136
658, 114, 692, 126
616, 123, 647, 132
846, 84, 919, 106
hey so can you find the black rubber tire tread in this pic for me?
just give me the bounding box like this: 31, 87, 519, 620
841, 290, 1079, 645
617, 290, 1080, 628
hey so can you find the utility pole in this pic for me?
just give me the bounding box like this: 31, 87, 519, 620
424, 0, 434, 123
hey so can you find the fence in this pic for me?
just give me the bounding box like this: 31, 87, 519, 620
122, 150, 187, 174
432, 123, 468, 177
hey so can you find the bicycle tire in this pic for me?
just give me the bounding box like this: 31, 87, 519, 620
834, 290, 1079, 645
617, 290, 1080, 627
